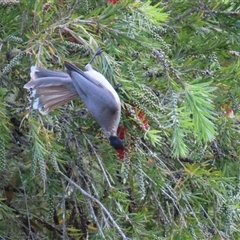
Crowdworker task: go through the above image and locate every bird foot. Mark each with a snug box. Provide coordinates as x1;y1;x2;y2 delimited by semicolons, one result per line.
114;83;122;92
88;47;104;64
95;47;104;56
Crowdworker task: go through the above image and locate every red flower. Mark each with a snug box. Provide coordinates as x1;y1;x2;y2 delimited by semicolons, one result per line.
116;125;127;159
226;109;234;118
117;125;127;139
62;29;78;43
137;110;149;130
108;0;117;4
116;148;125;159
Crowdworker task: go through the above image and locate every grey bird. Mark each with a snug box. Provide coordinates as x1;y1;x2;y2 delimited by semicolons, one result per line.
24;48;124;150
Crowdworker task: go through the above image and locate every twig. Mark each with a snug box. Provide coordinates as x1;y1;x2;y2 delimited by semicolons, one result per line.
167;7;198;24
200;204;223;237
4;204;63;236
61;179;68;240
73;165;105;237
203;10;240;15
59;171;129;240
167;6;240;26
86;197;106;238
84;133;113;188
151;189;170;225
75;165;110;235
17;165;35;240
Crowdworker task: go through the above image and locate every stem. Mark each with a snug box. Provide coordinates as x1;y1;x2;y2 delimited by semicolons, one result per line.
59;171;129;240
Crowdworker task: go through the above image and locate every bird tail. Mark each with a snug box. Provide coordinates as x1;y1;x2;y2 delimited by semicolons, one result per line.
24;66;78;114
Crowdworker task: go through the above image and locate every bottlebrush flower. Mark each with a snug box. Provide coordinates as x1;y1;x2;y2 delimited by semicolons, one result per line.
226;109;234;118
62;29;78;43
108;0;117;4
116;125;127;159
137;109;149;130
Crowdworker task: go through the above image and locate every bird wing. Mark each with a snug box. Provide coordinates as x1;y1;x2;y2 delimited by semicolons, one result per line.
30;66;70;79
64;61;121;134
64;61;120;112
64;61;104;89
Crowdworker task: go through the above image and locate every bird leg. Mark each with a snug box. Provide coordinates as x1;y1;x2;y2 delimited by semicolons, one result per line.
114;83;122;92
88;47;104;65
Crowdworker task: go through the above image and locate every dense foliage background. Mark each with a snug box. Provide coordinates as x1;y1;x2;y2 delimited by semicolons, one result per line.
0;0;240;239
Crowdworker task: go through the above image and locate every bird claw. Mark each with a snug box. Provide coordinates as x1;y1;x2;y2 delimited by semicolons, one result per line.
114;83;122;92
95;47;104;56
88;47;104;64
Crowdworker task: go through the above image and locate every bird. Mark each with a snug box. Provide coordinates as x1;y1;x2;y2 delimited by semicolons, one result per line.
24;48;124;150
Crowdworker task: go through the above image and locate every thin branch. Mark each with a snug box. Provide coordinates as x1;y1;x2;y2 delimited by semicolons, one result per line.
167;6;240;26
4;204;63;236
203;10;240;15
167;7;198;24
83;133;113;188
17;165;35;240
200;204;224;238
59;171;129;240
151;189;170;225
73;165;106;237
75;165;110;235
86;197;106;238
61;179;68;240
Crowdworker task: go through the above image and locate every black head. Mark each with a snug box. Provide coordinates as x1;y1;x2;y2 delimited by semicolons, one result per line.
109;136;124;150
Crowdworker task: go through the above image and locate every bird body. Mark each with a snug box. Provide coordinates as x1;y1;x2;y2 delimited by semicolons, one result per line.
64;61;121;139
24;51;123;150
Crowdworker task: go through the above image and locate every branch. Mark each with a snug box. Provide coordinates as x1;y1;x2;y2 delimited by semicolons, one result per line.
83;133;113;188
167;7;198;24
203;10;240;15
166;6;240;26
59;171;129;240
86;197;106;238
17;165;35;239
3;203;63;236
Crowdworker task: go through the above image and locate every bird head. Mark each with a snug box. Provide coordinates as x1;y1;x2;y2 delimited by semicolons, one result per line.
109;136;124;150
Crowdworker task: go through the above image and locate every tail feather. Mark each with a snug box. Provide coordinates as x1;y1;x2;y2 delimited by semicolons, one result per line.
30;66;70;79
24;66;78;113
24;77;73;88
32;85;76;97
33;92;78;113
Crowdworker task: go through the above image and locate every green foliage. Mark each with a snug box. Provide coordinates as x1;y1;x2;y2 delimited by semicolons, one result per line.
184;81;217;142
0;0;240;239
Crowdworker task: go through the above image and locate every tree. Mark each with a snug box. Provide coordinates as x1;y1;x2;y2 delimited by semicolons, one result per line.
0;0;240;239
